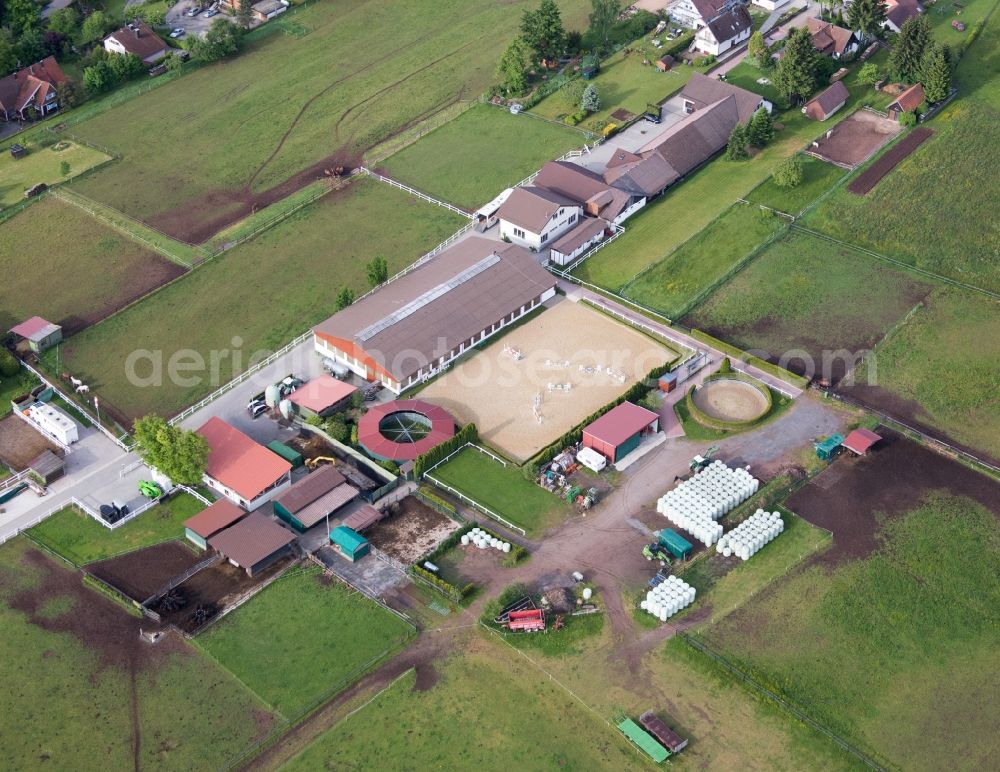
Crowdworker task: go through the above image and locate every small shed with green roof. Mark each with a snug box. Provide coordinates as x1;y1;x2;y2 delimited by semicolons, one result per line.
617;717;669;763
330;525;369;562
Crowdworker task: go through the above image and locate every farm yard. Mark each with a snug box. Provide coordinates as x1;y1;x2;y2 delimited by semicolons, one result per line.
0;140;110;207
0;538;276;771
684;230;935;383
620;202;786;320
0;197;185;335
427;447;569;535
87;541;205;603
379;103;586;209
283;635;647;772
840;288;1000;463
65;0;591;241
0;416;59;471
697;434;1000;769
51;180;466;422
27;493;207;566
802;102;1000;293
805;110;901;169
365;496;461;564
197;568;414;719
420;300;678;461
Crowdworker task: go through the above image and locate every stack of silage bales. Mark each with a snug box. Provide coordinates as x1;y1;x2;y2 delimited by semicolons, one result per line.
460;526;512;553
655;461;759;546
640;576;696;622
715;509;783;560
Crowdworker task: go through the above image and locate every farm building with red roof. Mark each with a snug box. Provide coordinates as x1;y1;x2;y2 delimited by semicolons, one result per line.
582;402;660;464
196;417;292;509
842;428;882;456
286;375;358;418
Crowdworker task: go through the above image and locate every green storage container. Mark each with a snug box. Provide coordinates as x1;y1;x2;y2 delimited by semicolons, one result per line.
266;440;304;468
659;529;693;560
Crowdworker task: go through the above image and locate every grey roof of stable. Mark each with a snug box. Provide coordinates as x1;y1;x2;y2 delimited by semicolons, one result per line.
274;465;346;514
642;96;740;177
208;513;295;568
313;237;556;383
533;160;634;221
605;153;679;197
550;217;608;255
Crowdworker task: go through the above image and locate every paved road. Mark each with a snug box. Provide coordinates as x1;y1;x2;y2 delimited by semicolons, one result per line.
557;279;805;398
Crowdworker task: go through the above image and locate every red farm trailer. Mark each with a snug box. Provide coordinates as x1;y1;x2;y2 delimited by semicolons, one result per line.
507;609;546;632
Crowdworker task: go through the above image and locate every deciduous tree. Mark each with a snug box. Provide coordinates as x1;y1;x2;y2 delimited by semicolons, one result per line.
496;37;531;95
588;0;622;54
857;61;881;85
335;286;355;310
80;10;114;44
132;416;209;486
191;18;244;62
773;156;803;188
1;0;41;36
521;0;566;64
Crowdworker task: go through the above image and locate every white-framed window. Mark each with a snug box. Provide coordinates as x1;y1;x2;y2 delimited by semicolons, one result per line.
513;227;525;238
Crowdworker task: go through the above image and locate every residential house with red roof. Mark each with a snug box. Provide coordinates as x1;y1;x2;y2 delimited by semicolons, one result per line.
0;57;67;123
196;417;292;509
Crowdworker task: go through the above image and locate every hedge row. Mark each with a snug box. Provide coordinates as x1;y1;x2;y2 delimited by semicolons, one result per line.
687;329;809;389
421;523;476;565
82;574;143;618
409;564;474;604
685;373;774;431
659;31;694;60
526;361;672;469
414;487;461;519
414;423;478;479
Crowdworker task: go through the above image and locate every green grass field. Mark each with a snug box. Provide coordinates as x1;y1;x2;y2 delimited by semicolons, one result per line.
27;492;206;566
283;635;647;771
574;52;894;291
429;447;567;535
802;101;1000;293
955;0;1000;108
0;197;185;334
198;569;413;719
620;202;786;319
698;493;1000;769
685;230;935;380
53;180;466;420
677;510;832;626
531;47;695;130
0;537;274;770
68;0;590;234
381;104;586;208
0;141;110;207
846;287;1000;462
746;154;846;216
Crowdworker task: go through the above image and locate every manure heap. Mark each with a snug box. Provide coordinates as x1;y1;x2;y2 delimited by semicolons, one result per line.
656;461;759;546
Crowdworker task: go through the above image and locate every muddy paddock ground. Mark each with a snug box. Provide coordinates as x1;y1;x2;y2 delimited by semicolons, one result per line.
0;416;59;471
365;497;460;564
88;541;205;602
157;555;296;634
809;110;900;168
785;427;1000;564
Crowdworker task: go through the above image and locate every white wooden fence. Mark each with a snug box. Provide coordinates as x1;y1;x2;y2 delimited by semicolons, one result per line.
360;168;473;218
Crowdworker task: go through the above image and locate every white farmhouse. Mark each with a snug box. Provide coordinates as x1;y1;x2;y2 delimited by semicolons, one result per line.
496;186;582;251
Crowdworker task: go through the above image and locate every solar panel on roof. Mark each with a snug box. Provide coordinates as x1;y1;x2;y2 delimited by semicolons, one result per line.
356;253;500;342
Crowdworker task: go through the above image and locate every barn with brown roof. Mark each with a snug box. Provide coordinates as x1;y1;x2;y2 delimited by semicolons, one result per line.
802;81;850;121
887;83;925;120
208;512;296;576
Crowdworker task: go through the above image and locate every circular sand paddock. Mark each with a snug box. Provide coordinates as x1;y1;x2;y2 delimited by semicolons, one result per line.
692;378;769;423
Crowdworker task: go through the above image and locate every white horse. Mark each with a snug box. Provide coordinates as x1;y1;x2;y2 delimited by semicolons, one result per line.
75;384;90;394
70;376;83;388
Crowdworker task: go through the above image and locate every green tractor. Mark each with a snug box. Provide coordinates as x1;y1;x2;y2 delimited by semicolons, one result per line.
643;542;671;566
138;480;163;499
689;445;719;473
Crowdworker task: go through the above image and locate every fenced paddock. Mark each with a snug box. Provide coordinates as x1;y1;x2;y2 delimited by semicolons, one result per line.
806;110;901;169
419;301;677;462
